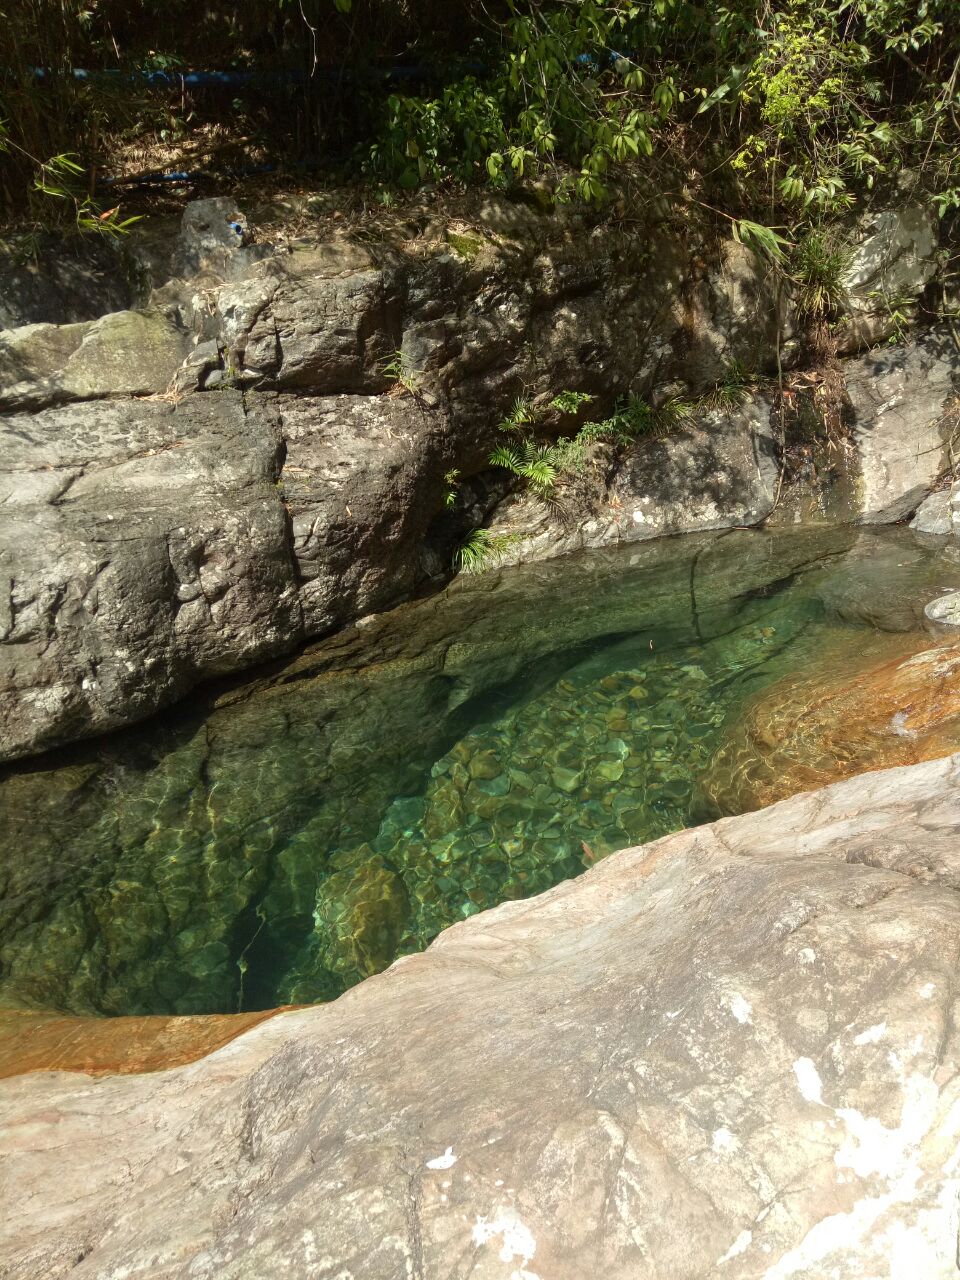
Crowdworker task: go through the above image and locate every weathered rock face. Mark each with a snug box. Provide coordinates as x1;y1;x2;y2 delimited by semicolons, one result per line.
0;309;189;412
845;328;960;522
0;195;954;760
278;392;453;634
0;392;302;758
0;236;135;329
3;754;960;1278
839;204;939;351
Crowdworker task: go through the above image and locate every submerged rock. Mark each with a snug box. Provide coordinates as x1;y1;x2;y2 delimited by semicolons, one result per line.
925;590;960;631
699;631;960;814
0;1008;285;1080
3;755;960;1277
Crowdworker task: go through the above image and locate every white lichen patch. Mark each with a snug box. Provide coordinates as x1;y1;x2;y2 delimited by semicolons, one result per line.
764;1056;951;1279
835;1074;939;1181
712;1127;739;1154
426;1146;457;1170
853;1022;887;1046
472;1210;538;1278
728;994;753;1025
717;1230;752;1265
793;1057;824;1105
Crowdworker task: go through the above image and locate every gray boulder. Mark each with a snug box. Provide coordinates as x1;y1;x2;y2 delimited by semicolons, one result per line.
215;243;400;391
0;393;302;758
175;196;266;281
911;480;960;535
279;392;452;635
0;309;189;412
840;205;939;350
845;328;960;522
2;754;960;1278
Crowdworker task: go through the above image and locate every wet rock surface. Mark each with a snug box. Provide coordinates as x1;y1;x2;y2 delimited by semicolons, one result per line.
0;1007;284;1080
3;753;960;1278
700;632;960;813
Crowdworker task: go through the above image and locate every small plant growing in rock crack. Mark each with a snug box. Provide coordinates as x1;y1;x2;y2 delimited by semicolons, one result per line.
454;528;520;575
381;348;423;395
442;468;461;507
790;231;852;321
868;289;915;345
549;390;595;415
702;360;759;412
488;390;692;503
499;395;537;431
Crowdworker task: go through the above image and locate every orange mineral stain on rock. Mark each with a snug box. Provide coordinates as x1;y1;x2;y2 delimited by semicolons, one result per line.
0;1007;296;1080
700;635;960;815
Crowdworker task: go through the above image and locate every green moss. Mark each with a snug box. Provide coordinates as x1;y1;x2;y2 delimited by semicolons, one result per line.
446;231;486;261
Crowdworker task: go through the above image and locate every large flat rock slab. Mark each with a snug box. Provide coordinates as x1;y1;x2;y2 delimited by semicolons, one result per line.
2;754;960;1278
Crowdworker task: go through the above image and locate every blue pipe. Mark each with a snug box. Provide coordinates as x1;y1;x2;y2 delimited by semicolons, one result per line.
98;162;278;188
30;64;487;88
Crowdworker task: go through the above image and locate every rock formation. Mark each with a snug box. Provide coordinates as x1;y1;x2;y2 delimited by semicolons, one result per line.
2;754;960;1278
0;195;956;761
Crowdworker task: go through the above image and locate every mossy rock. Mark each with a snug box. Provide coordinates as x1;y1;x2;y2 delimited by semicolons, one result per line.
446;231;487;261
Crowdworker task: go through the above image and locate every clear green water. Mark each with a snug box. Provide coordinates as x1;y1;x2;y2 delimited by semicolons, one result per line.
0;525;955;1017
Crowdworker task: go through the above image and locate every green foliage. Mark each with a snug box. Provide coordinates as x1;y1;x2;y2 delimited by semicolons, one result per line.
380;348;423;393
703;360;758;411
549;390;595;414
790;231;852;320
489;439;564;499
361;0;960;225
454;528;520;574
2;0;959;235
32;153;141;237
442;468;461;507
732;220;791;263
499;396;536;431
488;388;684;502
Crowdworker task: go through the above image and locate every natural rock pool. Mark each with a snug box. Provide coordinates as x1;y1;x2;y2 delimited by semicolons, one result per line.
3;525;960;1019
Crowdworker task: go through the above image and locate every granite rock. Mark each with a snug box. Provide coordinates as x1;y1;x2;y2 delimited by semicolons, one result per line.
3;755;960;1278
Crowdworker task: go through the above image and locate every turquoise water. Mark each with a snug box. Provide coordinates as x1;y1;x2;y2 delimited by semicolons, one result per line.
0;525;954;1017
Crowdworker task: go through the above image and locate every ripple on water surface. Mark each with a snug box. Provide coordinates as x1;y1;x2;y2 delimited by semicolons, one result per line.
2;525;959;1017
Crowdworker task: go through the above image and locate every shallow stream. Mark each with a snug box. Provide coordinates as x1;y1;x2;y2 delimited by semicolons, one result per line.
2;525;959;1018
